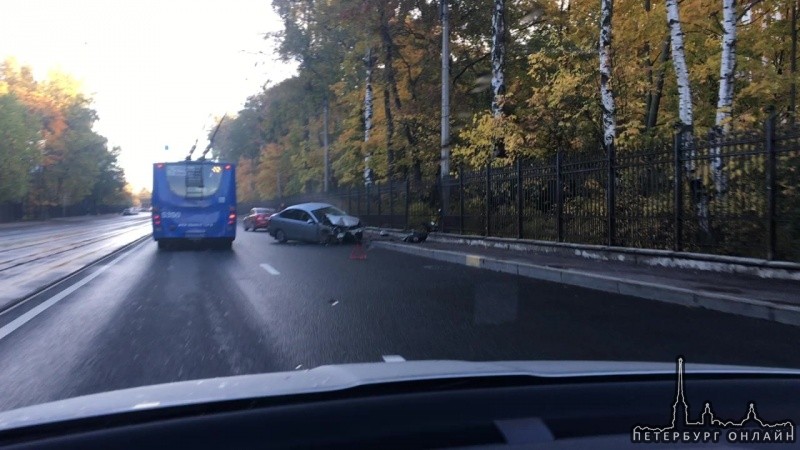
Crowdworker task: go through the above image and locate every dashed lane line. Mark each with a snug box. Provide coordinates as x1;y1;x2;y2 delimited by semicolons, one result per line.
260;263;280;275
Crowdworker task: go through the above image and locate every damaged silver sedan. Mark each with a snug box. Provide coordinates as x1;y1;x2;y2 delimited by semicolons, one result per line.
267;202;364;244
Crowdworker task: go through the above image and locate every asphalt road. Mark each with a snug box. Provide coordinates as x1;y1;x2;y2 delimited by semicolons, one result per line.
2;223;800;412
0;214;151;308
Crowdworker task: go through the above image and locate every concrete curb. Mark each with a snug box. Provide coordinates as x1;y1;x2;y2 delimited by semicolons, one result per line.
370;240;800;327
365;227;800;281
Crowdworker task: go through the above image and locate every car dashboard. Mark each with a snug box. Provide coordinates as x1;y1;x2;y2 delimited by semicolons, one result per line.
0;373;797;449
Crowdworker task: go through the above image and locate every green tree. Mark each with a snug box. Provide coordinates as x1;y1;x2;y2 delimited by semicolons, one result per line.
0;93;40;202
2;59;128;217
88;146;127;212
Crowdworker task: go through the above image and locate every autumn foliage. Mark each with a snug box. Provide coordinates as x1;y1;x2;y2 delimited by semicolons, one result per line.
0;58;129;219
213;0;797;202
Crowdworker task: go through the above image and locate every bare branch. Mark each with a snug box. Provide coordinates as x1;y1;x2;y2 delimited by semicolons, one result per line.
738;0;765;21
452;53;490;87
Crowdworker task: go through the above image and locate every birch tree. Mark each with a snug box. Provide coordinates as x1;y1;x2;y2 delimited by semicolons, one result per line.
491;0;506;119
491;0;506;157
364;48;374;143
715;0;737;132
599;0;616;154
712;0;737;195
667;0;693;133
363;48;375;184
667;0;709;233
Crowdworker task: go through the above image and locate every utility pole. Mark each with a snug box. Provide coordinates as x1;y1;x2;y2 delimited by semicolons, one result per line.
440;0;450;180
440;0;451;218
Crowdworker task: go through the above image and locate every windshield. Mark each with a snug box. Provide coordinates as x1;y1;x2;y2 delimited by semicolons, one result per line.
312;206;347;221
2;0;800;426
164;164;223;198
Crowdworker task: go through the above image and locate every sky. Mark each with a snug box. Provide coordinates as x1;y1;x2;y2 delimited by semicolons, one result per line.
0;0;297;192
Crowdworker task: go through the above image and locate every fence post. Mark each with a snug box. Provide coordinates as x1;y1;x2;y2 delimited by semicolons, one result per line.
376;182;381;217
404;178;410;229
673;127;684;252
459;164;465;234
366;183;371;216
556;152;564;242
439;179;446;234
356;186;362;216
516;158;523;239
765;111;777;260
485;164;492;236
606;141;616;246
389;179;394;229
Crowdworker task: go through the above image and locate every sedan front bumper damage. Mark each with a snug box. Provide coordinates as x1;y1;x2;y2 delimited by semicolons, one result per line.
335;227;364;242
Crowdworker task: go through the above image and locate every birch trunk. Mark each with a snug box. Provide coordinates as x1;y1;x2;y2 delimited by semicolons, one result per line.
599;0;616;153
323;96;329;192
363;48;375;186
600;0;618;245
364;48;374;143
712;0;737;195
667;0;692;131
715;0;737;131
667;0;710;233
491;0;506;119
491;0;506;158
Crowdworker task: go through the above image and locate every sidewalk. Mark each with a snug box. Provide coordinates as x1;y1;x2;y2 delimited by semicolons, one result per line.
366;232;800;327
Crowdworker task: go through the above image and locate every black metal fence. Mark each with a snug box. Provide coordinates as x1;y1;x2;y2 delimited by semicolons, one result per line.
259;117;800;262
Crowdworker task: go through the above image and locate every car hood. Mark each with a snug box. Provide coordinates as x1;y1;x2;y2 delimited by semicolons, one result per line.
325;214;360;227
1;359;799;431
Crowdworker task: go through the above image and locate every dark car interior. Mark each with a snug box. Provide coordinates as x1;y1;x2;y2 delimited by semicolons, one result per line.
1;373;797;449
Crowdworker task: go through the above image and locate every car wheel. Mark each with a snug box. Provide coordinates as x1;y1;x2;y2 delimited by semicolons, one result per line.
327;227;342;245
275;229;287;243
157;240;169;250
319;230;334;245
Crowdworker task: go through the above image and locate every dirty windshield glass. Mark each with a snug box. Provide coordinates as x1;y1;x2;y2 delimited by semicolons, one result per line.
1;0;799;427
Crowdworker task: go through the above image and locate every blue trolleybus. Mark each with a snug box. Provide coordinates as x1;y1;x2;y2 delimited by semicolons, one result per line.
151;160;237;249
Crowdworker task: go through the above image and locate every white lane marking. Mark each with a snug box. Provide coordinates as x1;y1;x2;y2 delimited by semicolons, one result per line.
132;402;161;410
0;241;139;341
260;263;280;275
382;355;406;363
